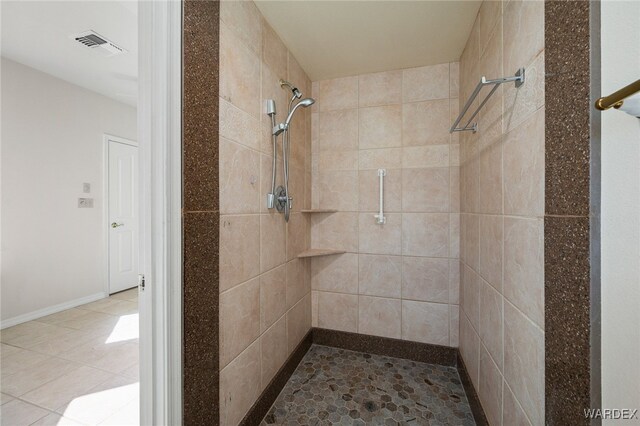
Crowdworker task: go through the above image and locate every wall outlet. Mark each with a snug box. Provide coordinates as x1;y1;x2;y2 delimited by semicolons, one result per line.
83;183;91;193
78;198;94;208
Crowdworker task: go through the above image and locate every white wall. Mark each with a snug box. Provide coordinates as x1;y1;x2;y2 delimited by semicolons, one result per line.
600;1;640;422
0;57;137;324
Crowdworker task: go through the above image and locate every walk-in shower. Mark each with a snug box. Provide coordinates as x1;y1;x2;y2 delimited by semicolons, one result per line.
265;79;315;222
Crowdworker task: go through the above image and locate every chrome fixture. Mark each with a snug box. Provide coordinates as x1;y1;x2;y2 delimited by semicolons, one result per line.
450;68;525;133
265;82;315;222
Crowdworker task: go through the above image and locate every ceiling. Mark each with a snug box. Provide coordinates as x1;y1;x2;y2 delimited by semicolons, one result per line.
1;1;137;106
255;1;481;81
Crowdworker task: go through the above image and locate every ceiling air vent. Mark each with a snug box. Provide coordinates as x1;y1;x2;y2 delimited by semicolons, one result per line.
72;30;127;57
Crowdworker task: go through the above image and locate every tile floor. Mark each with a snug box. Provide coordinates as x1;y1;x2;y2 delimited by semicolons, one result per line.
261;345;475;426
0;289;139;426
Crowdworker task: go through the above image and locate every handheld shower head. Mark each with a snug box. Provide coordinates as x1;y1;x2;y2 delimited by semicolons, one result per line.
284;98;315;127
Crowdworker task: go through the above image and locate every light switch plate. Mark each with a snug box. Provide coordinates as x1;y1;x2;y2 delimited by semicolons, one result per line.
78;198;94;208
83;183;91;193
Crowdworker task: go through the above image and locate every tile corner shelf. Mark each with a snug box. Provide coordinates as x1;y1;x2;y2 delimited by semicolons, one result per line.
301;209;338;214
297;249;346;258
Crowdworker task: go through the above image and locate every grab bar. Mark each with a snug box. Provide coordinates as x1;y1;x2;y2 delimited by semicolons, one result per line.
374;169;386;224
595;78;640;110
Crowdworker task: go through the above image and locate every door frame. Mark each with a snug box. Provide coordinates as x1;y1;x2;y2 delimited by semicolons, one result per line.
103;134;139;297
138;1;182;425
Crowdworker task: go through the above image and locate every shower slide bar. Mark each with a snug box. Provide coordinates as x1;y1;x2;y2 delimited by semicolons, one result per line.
450;68;526;134
374;168;386;224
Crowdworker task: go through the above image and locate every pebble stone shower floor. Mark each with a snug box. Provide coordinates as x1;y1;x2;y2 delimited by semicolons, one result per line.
260;345;475;426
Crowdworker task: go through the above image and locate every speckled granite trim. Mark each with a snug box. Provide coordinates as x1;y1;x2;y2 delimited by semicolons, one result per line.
456;352;489;426
182;0;220;424
240;331;313;426
312;328;457;367
545;1;598;424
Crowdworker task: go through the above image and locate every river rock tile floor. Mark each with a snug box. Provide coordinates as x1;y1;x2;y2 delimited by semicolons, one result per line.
261;345;475;426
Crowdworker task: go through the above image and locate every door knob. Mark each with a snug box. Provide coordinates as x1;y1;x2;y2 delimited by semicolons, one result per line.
111;222;124;228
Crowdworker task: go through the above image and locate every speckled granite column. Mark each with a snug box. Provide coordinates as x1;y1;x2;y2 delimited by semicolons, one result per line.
545;1;600;424
183;1;220;425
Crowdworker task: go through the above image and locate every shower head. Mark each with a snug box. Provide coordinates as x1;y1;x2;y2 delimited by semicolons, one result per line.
284;98;315;127
279;79;302;99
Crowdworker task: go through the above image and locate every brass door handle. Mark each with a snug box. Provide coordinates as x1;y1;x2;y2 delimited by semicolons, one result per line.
111;222;124;228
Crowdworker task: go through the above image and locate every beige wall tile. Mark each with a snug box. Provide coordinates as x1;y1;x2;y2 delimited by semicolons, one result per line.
260;265;286;332
450;213;460;258
463;214;480;271
504;51;544;133
359;70;402;107
401;213;450;257
287;294;311;353
311;213;358;252
402;168;450;213
402;257;449;303
220;0;262;55
220;138;260;214
286;258;308;309
401;145;450;169
358;254;402;299
503;381;532;426
261;64;289;152
220;339;261;426
220;98;260;151
504;301;544;426
402;63;450;103
286;212;308;261
479;279;503;371
401;300;449;345
260;317;287;388
402;99;450;146
315;170;359;211
318;76;359;112
450;62;460;99
359;169;401;212
359;105;402;149
288;53;310;96
220;23;261;118
478;141;503;215
318;109;358;151
359;213;402;255
220;278;260;368
479;344;504;426
460;312;480;390
318;150;358;171
450;305;460;347
503;0;543;79
260;214;286;273
359;148;402;170
311;291;319;327
449;260;461;304
479;215;503;292
317;292;358;332
220;215;260;292
311;253;358;294
461;265;481;332
503;217;544;328
262;20;287;81
503;107;544;217
358;296;401;339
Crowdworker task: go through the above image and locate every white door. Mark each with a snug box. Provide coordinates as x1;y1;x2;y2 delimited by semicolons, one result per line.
108;138;139;294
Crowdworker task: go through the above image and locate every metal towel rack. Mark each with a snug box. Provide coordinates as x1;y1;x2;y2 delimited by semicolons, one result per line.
450;68;526;134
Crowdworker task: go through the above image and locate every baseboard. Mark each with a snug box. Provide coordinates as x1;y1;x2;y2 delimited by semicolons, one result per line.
0;292;107;329
456;352;489;426
239;330;313;426
312;327;458;366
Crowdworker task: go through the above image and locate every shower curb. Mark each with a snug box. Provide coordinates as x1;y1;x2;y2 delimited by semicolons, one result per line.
241;327;488;425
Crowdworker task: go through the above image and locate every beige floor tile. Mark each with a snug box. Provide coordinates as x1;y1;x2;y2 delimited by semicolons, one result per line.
2;356;79;397
31;412;87;425
57;376;138;425
36;308;93;326
0;393;14;405
0;399;49;425
119;364;139;381
77;299;137;317
98;397;139;425
28;328;97;357
0;343;22;359
1;321;73;349
0;347;50;376
109;288;138;302
21;366;113;411
55;311;121;335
